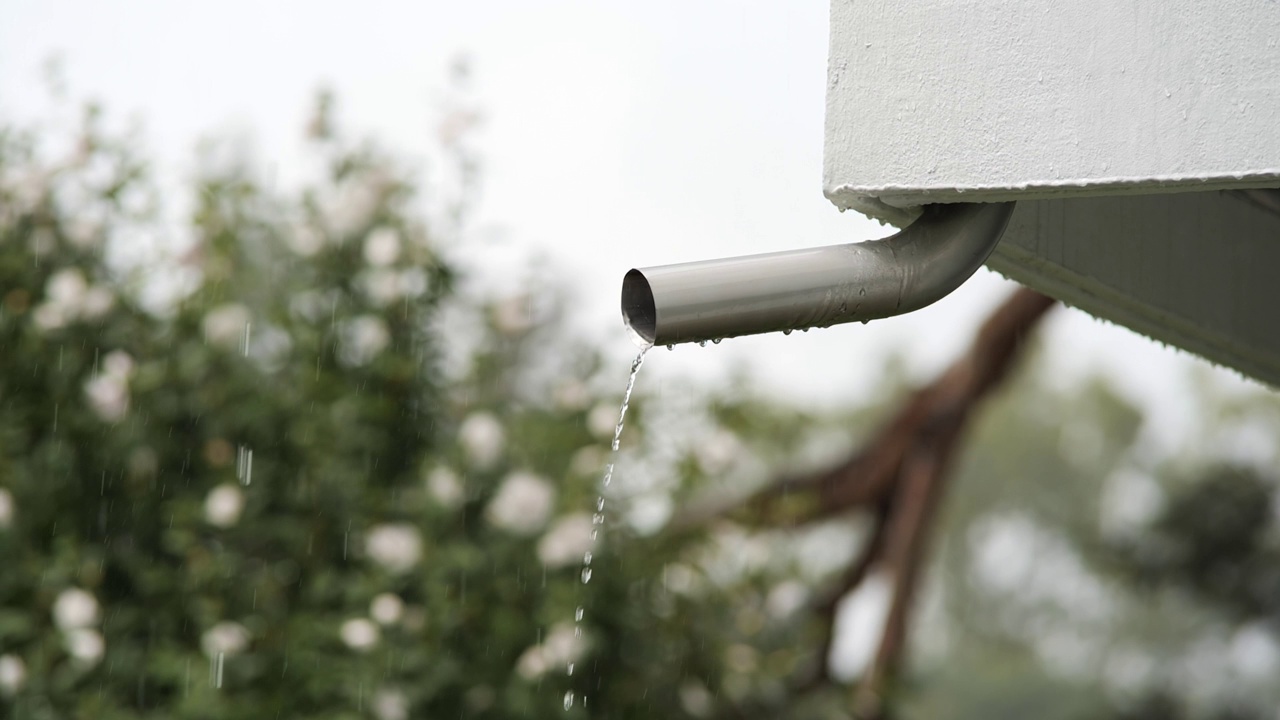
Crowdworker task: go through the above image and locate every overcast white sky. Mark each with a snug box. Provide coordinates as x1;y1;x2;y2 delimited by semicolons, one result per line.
1;0;1263;446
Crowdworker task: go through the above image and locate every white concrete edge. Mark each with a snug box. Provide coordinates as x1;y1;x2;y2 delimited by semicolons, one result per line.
827;170;1280;225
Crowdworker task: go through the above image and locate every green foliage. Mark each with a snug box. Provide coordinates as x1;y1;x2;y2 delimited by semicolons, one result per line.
0;95;838;720
3;93;1280;720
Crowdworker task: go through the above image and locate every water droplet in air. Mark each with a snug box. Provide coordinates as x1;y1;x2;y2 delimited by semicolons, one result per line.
567;662;575;676
564;691;575;710
583;551;592;566
859;288;866;296
666;344;673;351
698;340;707;347
581;567;592;584
575;606;584;622
236;445;254;486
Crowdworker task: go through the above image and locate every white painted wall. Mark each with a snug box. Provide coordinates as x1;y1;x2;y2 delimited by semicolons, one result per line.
824;0;1280;225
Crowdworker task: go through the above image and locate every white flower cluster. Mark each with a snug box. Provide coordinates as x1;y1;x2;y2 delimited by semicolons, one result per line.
32;268;115;331
202;303;251;351
485;472;555;536
536;513;594;568
337;315;390;367
340;591;426;655
514;622;587;680
200;621;251;658
204;484;245;528
491;295;534;336
0;488;13;530
0;654;25;697
355;223;433;308
363;227;401;266
365;523;423;574
369;593;404;625
359;267;428;308
52;588;104;667
340;618;380;652
425;466;464;509
83;350;134;423
372;687;409;720
323;172;391;240
458;412;504;469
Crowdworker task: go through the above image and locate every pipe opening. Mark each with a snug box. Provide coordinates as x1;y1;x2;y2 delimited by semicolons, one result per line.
621;269;657;345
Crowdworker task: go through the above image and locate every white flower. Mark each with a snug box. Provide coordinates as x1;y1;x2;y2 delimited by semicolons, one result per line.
365;523;423;574
515;645;550;680
340;618;380;652
696;430;741;475
766;581;809;619
661;563;702;596
363;227;401;266
204;484;245;528
32;302;69;331
0;654;26;696
569;446;605;477
80;286;115;319
201;621;250;658
326;176;384;239
202;304;251;350
84;374;127;422
492;295;533;335
35;267;106;329
426;466;464;508
102;350;134;380
0;488;13;530
536;514;594;568
338;315;390;367
458;412;504;469
64;628;105;666
514;622;586;680
486;471;555;535
552;381;591;412
679;680;713;718
586;403;617;440
66;219;101;249
47;268;87;309
360;268;403;307
287;224;324;257
53;588;99;630
370;593;404;626
398;268;427;298
373;687;409;720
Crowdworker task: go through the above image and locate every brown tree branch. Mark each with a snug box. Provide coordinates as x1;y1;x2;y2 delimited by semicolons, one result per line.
791;500;892;694
675;288;1056;717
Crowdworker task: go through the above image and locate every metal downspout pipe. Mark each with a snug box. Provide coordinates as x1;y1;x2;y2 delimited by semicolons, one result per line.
620;202;1016;347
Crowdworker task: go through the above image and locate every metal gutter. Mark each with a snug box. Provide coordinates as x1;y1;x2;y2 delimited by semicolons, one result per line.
621;202;1015;347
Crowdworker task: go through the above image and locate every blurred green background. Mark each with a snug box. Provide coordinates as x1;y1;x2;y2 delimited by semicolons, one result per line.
2;83;1280;720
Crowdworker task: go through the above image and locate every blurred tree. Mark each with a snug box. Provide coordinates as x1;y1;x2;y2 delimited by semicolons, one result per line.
2;86;1279;720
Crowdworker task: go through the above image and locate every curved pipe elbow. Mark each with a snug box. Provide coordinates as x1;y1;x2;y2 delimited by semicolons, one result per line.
621;202;1015;347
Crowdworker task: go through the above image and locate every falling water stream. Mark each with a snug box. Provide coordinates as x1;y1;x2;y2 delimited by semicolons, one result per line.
564;345;649;711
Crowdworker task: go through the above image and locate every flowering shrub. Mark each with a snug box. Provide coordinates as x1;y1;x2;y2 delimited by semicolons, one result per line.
0;95;801;720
